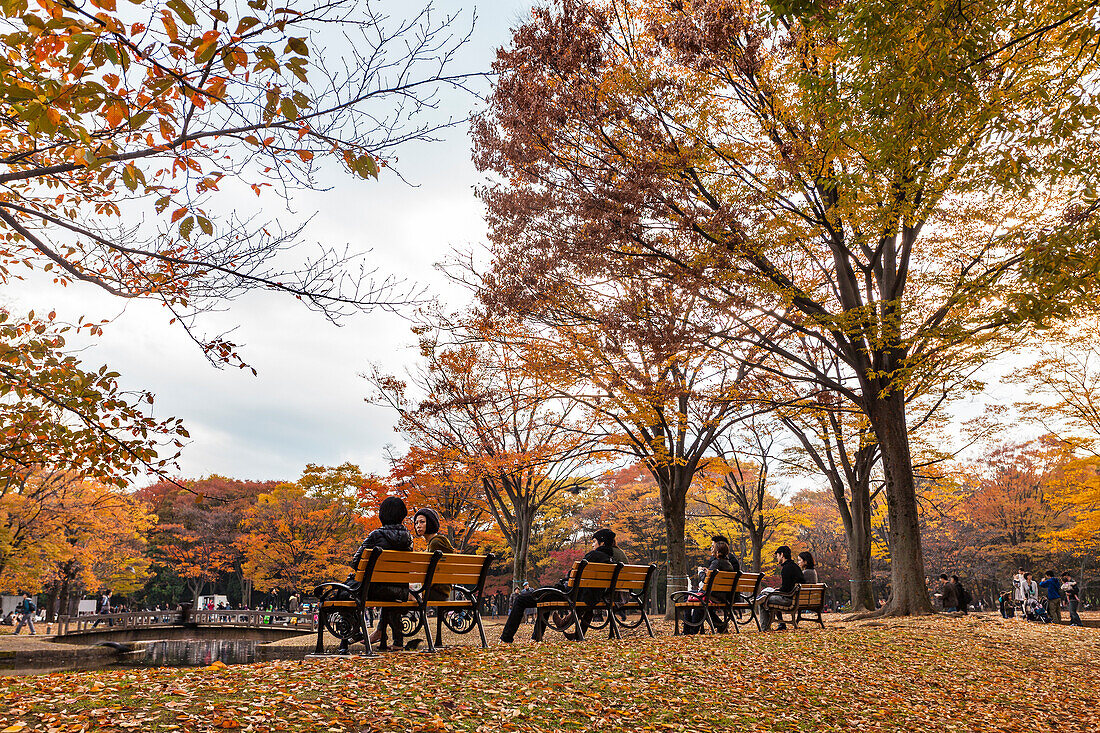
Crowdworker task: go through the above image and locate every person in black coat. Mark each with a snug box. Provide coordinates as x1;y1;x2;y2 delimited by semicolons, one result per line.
500;528;618;643
760;545;804;630
340;495;413;652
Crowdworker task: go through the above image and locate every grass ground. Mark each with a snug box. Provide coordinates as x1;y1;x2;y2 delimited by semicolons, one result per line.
1;614;1097;732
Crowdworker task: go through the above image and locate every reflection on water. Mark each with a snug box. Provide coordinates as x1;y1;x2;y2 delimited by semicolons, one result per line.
133;639;260;666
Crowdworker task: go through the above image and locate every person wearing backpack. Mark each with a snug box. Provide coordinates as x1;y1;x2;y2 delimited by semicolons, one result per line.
952;575;971;614
13;592;37;635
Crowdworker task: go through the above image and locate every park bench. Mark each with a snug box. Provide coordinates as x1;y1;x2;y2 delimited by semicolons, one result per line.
312;548;494;655
671;569;739;635
772;583;827;629
533;560;656;641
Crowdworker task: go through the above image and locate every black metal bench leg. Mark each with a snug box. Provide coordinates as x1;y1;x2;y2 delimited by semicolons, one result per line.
435;611;445;649
641;609;654;638
673;606;681;636
314;608;327;654
420;608;435;652
533;610;546;642
474;611;488;649
570;608;585;642
608;607;621;640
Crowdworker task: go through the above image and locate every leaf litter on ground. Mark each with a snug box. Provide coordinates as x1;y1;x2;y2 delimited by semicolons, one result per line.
0;616;1097;732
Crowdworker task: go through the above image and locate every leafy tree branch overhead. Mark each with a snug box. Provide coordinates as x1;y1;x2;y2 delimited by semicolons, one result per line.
0;0;481;368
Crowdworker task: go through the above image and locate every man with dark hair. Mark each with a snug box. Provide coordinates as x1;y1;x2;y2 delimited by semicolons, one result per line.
1038;570;1063;623
759;545;804;630
951;575;970;615
500;528;619;643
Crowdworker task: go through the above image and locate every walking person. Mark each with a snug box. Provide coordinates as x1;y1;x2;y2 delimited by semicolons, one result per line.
1060;573;1083;627
12;593;37;635
938;574;959;612
1038;571;1062;623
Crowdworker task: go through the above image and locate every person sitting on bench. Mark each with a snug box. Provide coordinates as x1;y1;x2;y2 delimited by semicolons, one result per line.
500;528;619;643
341;496;413;653
684;535;737;634
758;545;804;631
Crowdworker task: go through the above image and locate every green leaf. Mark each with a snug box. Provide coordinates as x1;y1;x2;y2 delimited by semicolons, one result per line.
166;0;196;26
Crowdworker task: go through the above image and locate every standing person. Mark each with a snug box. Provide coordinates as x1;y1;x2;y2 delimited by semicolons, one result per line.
93;590;113;627
939;574;959;612
797;552;817;584
1060;573;1083;627
1012;568;1027;614
500;528;618;643
1022;572;1039;605
12;593;36;635
1038;571;1063;624
287;593;301;614
951;575;970;614
339;496;414;653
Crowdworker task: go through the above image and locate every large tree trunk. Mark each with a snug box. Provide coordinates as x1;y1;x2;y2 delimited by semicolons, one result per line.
749;524;764;573
511;506;532;587
847;484;876;611
868;392;934;615
660;478;688;619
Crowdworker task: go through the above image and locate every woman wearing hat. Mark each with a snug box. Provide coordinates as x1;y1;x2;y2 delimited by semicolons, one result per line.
413;507;454;601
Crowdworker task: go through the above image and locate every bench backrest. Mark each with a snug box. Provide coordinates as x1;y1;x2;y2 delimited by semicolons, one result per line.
734;572;764;599
366;549;436;586
350;550;374;585
430;552;494;589
613;564;655;594
702;569;739;597
796;583;827;608
571;561;620;589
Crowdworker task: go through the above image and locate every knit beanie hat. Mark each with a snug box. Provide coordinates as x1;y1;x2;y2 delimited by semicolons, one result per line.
593;528;616;546
413;507;441;535
379;496;408;526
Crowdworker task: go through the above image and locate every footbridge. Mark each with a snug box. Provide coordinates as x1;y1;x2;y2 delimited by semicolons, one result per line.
52;609;316;644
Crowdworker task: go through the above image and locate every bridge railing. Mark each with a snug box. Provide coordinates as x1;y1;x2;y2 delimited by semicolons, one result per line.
56;610;317;635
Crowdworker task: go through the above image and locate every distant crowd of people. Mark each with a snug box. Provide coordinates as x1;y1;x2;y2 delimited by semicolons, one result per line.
1001;568;1084;626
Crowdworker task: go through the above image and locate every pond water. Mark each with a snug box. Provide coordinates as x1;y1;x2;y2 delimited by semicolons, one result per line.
123;639;261;666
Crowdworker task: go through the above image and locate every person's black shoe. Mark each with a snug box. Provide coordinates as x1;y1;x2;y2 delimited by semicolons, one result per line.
403;639;422;651
775;622;787;630
500;633;514;644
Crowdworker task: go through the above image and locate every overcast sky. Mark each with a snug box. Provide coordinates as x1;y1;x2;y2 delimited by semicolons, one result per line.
7;1;535;485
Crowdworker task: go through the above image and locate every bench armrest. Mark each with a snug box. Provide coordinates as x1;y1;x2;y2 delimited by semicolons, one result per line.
669;590;695;603
533;586;572;605
313;581;355;600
